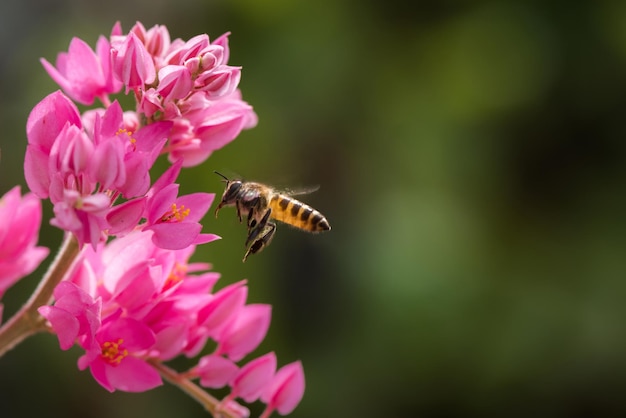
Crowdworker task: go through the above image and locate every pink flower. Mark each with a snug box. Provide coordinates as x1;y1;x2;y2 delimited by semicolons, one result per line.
142;163;217;250
41;36;121;105
24;91;82;198
229;352;276;403
197;280;248;336
38;281;101;351
86;101;172;198
261;361;305;416
79;316;161;392
50;190;110;249
111;32;156;91
193;354;239;388
25;90;176;246
169;91;258;166
196;65;241;97
0;187;49;298
212;32;232;64
215;304;272;362
157;65;193;102
129;22;171;64
183;279;247;357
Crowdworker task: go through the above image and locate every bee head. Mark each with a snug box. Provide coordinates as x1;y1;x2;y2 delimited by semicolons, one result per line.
214;171;243;217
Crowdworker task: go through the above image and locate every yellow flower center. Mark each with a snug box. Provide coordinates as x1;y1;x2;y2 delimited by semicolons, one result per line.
101;338;128;366
164;262;187;290
117;128;136;150
160;203;190;223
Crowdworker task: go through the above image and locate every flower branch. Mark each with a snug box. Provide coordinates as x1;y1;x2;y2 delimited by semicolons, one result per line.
0;231;78;358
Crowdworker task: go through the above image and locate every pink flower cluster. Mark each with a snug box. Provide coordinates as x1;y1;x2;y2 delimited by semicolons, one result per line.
0;21;304;417
27;21;257;250
38;231;303;417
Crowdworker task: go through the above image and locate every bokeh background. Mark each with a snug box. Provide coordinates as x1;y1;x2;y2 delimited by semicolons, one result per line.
2;0;626;417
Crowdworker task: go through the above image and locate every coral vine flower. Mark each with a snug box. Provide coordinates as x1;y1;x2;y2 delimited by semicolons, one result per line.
79;316;161;392
0;187;49;298
41;36;122;105
215;304;272;362
261;361;306;417
193;354;239;388
111;32;156;92
229;352;277;403
38;281;101;351
169;91;258;166
144;183;217;250
24;91;82;198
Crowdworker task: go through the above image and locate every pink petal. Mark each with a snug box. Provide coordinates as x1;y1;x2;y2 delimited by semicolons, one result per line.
96;35;122;94
217;304;272;362
24;145;51;198
147;183;180;223
230;352;276;403
88;140;126;189
26;90;81;151
147;222;202;250
106;356;162;392
133;120;173;159
113;33;156;90
195;354;239;388
192;233;221;246
153;322;188;360
174;192;214;222
149;159;182;197
106;197;146;235
89;357;115;392
98;100;124;138
118;153;150;198
38;305;79;350
100;317;156;351
197;280;247;334
157;65;193;101
110;263;156;312
212;32;231;64
261;361;305;415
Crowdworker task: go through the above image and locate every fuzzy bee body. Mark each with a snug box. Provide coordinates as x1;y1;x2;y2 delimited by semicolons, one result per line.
214;173;330;261
268;194;330;232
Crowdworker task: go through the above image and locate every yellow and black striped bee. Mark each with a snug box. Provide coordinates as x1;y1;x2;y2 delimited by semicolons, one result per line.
214;172;331;262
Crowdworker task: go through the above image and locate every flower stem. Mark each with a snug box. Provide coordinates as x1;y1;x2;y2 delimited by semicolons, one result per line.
149;360;239;418
0;233;79;357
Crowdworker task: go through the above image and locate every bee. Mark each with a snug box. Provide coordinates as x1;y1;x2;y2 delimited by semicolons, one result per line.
214;172;331;262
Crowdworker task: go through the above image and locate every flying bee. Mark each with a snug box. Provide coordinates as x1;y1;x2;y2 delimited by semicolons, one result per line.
214;172;331;262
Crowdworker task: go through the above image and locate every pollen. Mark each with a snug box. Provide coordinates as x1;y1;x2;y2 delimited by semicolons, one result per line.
101;338;128;366
164;262;187;290
160;203;191;223
116;128;137;150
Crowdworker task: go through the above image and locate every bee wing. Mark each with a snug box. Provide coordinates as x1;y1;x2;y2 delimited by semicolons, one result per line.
283;185;321;196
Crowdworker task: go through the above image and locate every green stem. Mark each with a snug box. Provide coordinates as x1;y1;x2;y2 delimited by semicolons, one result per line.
0;233;79;357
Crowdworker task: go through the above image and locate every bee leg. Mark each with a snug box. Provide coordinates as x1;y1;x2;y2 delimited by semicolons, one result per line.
247;206;257;231
243;221;276;262
245;208;271;248
235;201;244;223
245;197;261;231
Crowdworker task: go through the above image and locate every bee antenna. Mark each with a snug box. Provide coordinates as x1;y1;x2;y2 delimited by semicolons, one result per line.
214;171;230;182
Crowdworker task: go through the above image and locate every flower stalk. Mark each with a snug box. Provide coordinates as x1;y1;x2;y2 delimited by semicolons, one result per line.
0;233;78;357
150;360;238;418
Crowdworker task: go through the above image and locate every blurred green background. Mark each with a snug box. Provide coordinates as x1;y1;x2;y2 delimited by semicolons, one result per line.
2;0;626;417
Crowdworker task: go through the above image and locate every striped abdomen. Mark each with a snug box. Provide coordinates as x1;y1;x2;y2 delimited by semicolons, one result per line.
269;194;330;232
